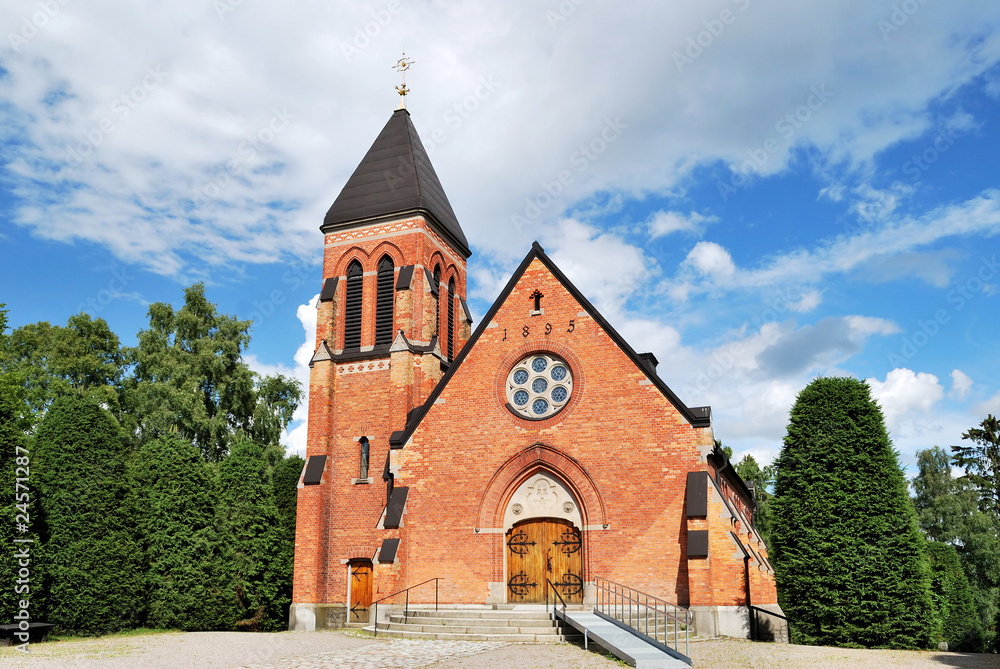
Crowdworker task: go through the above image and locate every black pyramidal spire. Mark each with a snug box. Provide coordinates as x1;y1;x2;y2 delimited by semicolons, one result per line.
323;108;470;258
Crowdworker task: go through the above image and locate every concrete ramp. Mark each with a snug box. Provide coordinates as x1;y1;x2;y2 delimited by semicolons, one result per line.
557;610;692;668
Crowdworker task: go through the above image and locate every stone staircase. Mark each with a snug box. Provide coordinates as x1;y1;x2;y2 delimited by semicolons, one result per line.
361;606;585;642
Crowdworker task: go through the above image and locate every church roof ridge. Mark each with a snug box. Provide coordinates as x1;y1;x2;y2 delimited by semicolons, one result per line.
389;242;711;448
322;108;470;258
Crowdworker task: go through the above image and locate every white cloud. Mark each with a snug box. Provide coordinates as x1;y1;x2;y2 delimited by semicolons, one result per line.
543;218;650;317
789;290;822;313
975;390;1000;417
647;210;717;238
950;369;973;400
1;2;998;277
866;368;945;433
682;241;736;280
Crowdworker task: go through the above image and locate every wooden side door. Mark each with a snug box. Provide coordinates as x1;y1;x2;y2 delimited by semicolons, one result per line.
349;560;372;623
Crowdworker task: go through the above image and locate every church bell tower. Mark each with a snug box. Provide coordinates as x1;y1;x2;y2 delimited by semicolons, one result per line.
290;104;473;630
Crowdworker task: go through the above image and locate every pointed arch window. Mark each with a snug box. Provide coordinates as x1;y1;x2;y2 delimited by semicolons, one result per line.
375;256;394;346
447;277;456;360
432;264;441;337
344;260;363;349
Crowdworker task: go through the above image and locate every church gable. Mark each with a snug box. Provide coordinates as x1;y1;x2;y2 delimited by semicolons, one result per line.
394;242;711;449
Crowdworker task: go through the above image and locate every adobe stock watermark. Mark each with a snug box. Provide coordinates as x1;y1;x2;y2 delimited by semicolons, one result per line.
510;116;628;231
11;443;33;653
192;108;294;204
213;0;246;20
7;0;72;53
888;254;997;366
64;66;169;166
878;0;931;41
340;0;404;62
900;124;960;184
545;0;587;31
716;83;833;202
76;267;136;317
673;0;751;73
246;262;314;325
681;286;808;395
381;76;501;191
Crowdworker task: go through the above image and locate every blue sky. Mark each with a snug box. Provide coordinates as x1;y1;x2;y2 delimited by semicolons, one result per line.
1;1;999;470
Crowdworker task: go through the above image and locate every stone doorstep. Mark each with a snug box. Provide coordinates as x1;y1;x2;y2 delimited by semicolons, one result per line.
361;627;582;643
383;621;563;635
402;609;569;619
395;612;558;624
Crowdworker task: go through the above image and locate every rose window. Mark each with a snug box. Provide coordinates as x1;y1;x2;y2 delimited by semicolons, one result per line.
506;353;573;419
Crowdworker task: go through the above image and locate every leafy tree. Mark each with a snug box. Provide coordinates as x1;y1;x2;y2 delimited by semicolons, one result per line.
952;415;1000;516
734;453;775;546
33;395;143;635
126;284;301;460
913;447;1000;648
770;377;933;649
925;540;984;651
218;437;287;631
130;434;234;630
1;313;125;425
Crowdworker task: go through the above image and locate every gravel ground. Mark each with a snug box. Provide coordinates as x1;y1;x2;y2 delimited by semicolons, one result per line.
2;630;999;669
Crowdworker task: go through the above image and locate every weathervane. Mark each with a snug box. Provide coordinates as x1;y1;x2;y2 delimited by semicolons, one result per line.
393;51;414;109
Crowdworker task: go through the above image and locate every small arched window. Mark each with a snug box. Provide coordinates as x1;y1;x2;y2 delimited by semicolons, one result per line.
375;256;394;346
344;260;363;349
447;277;456;360
432;264;441;337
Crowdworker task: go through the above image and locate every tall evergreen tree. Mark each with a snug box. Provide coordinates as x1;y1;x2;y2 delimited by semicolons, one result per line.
218;437;287;631
770;377;933;649
126;284;301;460
33;395;143;634
925;540;984;651
952;415;1000;516
913;447;1000;648
130;434;233;630
270;454;303;628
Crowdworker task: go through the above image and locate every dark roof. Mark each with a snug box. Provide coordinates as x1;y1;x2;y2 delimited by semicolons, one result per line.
391;241;712;448
323;109;470;258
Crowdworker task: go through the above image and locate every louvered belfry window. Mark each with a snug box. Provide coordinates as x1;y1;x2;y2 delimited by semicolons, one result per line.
447;278;456;360
432;265;441;336
375;256;394;346
344;260;363;349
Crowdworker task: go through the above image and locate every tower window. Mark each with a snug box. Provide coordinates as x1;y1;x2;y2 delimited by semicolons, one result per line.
432;265;441;336
344;260;363;349
375;256;394;345
359;436;370;479
447;278;456;360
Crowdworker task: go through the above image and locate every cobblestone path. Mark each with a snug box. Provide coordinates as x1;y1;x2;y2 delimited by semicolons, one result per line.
239;639;510;669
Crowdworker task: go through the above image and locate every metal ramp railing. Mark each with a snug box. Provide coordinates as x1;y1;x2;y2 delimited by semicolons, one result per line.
594;577;692;662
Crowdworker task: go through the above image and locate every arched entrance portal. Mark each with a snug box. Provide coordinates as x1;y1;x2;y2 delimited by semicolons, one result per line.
503;472;584;604
506;517;583;603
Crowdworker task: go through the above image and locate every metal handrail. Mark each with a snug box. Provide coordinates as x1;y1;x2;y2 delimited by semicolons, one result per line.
748;605;788;642
593;576;691;659
370;577;442;636
545;577;568;618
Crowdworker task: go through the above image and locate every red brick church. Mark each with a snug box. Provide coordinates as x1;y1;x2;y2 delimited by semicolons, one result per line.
290;106;780;638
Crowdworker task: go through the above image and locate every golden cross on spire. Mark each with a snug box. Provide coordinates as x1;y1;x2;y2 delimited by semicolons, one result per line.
393;51;414;109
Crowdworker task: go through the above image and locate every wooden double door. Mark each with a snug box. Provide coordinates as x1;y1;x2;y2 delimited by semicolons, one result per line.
506;518;583;604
